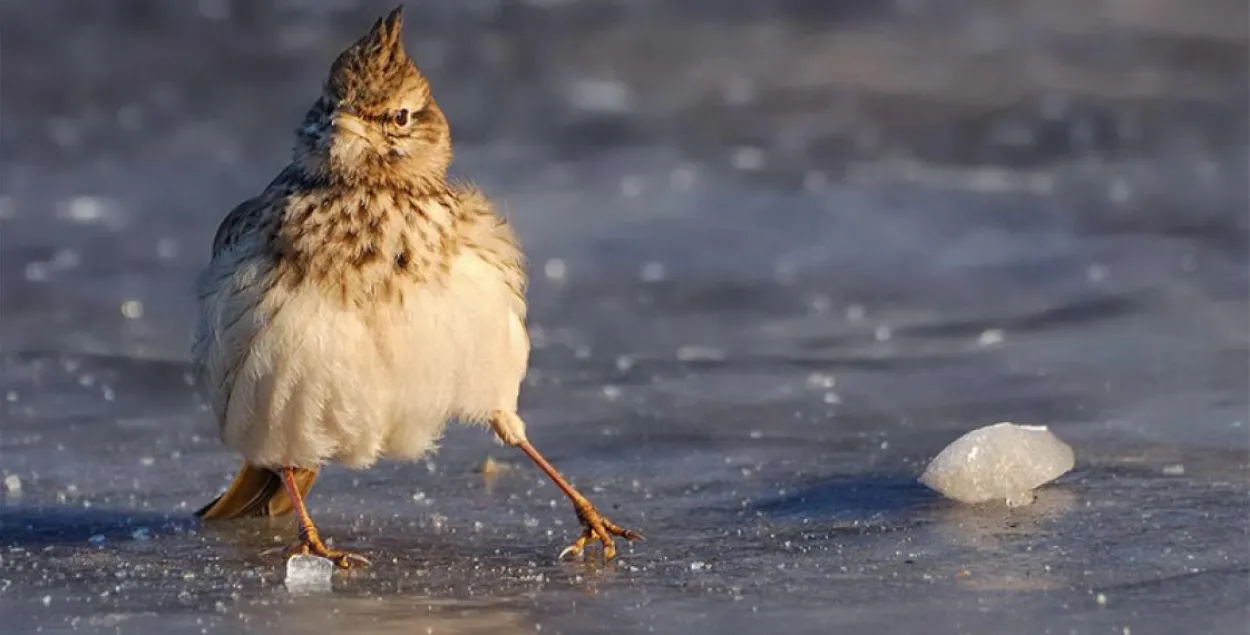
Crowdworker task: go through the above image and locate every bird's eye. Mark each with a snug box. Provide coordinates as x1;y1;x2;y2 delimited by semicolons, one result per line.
394;108;410;127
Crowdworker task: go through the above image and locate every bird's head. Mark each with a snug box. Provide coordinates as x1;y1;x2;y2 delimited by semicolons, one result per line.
294;6;450;188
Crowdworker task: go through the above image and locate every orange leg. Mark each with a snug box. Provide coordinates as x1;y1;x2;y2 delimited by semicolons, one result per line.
279;467;370;569
514;439;643;562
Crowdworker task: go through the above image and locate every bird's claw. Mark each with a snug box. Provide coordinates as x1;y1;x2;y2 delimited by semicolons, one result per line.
558;505;643;563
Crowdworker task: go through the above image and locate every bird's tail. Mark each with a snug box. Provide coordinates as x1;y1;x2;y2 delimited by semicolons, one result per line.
195;463;319;520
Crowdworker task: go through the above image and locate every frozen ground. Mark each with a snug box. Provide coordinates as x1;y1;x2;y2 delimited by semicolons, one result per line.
1;1;1248;633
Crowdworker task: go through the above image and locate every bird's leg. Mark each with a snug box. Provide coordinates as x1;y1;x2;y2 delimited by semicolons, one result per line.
278;467;370;569
490;412;643;562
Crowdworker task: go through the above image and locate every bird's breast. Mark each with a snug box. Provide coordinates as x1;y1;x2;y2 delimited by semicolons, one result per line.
272;189;459;308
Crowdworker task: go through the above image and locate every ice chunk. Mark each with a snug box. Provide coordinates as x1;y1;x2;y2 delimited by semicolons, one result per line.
920;422;1074;506
284;554;334;591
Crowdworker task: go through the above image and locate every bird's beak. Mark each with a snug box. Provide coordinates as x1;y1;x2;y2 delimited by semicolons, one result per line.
331;111;369;139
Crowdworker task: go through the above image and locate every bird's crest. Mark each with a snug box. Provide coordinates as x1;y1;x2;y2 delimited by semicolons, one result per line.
326;6;424;107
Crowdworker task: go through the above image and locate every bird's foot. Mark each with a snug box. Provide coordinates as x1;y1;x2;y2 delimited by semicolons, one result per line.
277;529;370;569
558;503;643;563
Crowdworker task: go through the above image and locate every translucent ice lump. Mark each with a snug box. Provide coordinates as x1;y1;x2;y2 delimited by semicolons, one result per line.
919;422;1075;506
284;554;334;591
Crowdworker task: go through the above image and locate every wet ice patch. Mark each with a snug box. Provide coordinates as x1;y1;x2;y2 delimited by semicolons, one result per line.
284;554;334;591
920;422;1075;506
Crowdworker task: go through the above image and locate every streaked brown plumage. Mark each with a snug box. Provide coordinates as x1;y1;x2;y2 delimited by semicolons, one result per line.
193;6;640;567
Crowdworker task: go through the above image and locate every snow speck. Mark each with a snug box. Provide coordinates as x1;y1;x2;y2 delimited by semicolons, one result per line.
639;261;667;283
676;346;726;362
59;196;109;223
731;146;765;171
566;78;633;114
543;258;567;281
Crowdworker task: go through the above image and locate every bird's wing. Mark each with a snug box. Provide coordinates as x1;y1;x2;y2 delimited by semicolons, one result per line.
193;170;295;423
211;195;269;259
451;182;528;321
210;164;299;259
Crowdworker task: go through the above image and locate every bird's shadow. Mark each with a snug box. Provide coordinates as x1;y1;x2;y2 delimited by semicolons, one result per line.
750;474;941;525
0;505;198;548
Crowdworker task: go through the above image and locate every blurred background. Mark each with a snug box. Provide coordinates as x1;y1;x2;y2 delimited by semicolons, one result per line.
1;1;1247;634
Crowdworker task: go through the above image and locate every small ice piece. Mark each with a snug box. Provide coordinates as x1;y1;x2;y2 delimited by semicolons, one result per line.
285;554;334;591
120;300;144;319
3;474;21;494
1162;464;1185;476
805;373;836;389
977;329;1005;346
920;422;1074;506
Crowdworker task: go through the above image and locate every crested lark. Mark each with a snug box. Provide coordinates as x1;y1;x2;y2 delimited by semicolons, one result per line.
192;6;641;568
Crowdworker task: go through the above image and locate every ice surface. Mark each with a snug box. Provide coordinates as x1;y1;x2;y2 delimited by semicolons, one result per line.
1;2;1247;634
284;555;334;591
920;422;1076;506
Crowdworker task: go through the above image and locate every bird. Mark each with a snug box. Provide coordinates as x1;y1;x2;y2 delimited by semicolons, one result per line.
191;5;641;568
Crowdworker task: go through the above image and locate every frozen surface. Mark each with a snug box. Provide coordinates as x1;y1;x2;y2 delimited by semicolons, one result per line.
920;422;1076;506
1;1;1248;634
